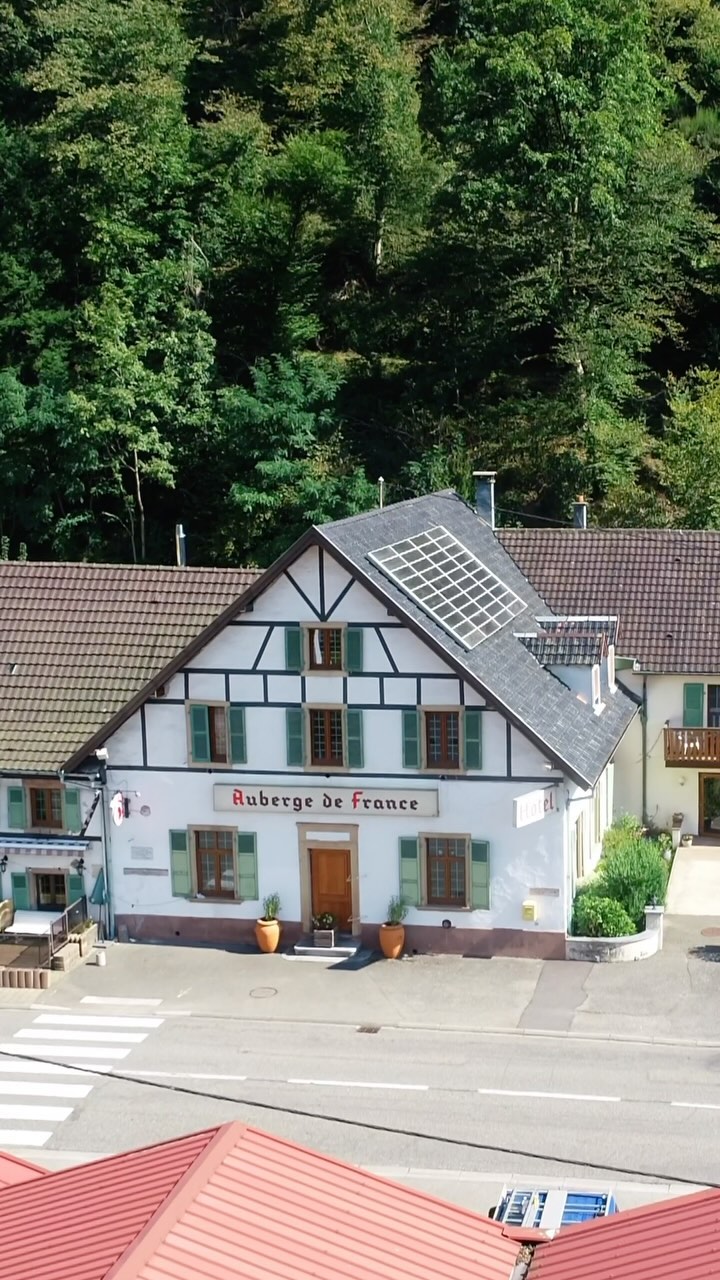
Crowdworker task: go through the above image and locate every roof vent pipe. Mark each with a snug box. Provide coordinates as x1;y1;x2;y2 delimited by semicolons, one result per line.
473;471;496;530
573;496;588;529
175;523;187;567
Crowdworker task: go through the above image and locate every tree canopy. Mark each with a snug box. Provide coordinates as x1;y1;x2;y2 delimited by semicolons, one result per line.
2;0;720;564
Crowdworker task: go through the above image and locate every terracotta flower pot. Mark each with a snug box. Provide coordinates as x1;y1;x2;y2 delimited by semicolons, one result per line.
379;922;405;960
255;918;281;954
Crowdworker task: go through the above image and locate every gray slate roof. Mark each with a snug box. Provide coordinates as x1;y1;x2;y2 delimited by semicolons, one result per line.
320;493;638;788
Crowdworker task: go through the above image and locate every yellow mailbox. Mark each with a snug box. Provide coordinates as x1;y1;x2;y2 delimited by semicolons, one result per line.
522;899;538;923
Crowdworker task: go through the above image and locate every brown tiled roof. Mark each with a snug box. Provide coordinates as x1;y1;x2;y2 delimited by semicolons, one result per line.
499;529;720;673
0;562;260;773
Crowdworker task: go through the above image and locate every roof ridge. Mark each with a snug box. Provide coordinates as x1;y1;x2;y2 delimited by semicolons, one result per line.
104;1123;242;1280
0;561;260;572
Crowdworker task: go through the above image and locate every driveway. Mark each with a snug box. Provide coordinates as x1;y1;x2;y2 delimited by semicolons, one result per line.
666;840;720;915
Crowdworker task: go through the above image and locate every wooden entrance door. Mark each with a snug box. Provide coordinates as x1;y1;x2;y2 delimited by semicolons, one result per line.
310;848;352;932
700;774;720;835
34;873;67;910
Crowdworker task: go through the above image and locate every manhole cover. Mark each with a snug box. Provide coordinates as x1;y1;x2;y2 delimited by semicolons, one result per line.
357;1025;380;1034
701;928;720;937
249;986;277;999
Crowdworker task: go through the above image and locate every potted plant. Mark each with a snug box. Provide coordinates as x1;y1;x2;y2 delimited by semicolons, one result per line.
255;893;282;953
312;912;336;947
379;895;407;959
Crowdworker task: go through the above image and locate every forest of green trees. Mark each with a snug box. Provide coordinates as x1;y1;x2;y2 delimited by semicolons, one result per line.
2;0;720;565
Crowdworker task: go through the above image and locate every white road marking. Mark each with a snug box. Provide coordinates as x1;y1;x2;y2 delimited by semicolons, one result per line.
80;996;162;1007
33;1014;163;1030
120;1070;248;1081
0;1060;107;1076
477;1088;621;1103
0;1043;130;1060
0;1081;92;1099
671;1100;720;1111
0;1103;73;1121
0;1130;52;1147
287;1078;429;1091
16;1029;147;1044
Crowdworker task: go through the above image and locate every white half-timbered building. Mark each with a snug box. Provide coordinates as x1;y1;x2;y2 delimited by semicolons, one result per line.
0;491;638;957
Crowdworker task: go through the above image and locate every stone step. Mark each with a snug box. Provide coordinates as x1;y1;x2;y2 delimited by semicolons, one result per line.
293;936;361;960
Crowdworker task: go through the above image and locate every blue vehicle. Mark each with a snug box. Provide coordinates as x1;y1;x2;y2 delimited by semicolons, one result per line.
493;1186;618;1235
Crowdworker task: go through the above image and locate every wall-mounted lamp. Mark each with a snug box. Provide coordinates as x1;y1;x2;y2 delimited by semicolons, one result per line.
0;856;8;874
74;857;86;874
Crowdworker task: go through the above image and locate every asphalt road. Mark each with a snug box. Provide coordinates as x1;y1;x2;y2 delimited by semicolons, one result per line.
0;998;715;1211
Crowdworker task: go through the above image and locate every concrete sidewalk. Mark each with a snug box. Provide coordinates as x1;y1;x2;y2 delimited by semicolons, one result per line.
6;910;720;1046
666;841;720;914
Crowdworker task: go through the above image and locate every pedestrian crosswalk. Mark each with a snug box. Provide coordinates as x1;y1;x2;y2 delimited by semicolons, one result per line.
0;1008;164;1148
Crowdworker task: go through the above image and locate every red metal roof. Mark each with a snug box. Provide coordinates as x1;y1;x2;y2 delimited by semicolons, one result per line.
528;1187;720;1280
0;1126;219;1280
0;1123;521;1280
0;1151;46;1187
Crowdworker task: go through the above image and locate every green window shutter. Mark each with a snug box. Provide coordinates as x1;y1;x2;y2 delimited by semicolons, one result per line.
471;840;490;910
285;626;303;672
399;837;420;907
189;704;211;763
7;787;26;830
229;706;247;764
10;873;29;911
236;832;258;900
345;627;363;674
286;708;305;767
346;708;364;768
683;683;705;728
464;710;483;770
169;830;192;897
64;788;82;834
68;873;84;902
402;710;421;768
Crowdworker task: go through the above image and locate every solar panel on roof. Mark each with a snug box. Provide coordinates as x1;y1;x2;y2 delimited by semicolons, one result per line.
368;526;525;649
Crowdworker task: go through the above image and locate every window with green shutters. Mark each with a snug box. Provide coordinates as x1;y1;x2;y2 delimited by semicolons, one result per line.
398;836;490;909
188;704;248;765
7;785;81;833
683;683;705;728
64;788;82;833
403;709;482;771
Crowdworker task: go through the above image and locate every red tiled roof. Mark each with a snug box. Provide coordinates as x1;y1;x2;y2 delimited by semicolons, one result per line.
528;1186;720;1280
0;1151;46;1187
499;528;720;673
0;1123;522;1280
0;561;260;771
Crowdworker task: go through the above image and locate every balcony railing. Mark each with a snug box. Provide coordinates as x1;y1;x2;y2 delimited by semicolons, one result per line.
664;727;720;766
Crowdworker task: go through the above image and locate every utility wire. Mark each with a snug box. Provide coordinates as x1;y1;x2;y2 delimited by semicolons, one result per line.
495;506;576;527
1;1045;712;1191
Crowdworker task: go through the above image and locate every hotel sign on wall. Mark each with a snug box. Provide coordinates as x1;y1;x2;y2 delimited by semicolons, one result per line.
513;786;558;828
213;784;439;817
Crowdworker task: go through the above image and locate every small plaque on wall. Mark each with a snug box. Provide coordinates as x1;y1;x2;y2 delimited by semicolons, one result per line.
131;847;154;861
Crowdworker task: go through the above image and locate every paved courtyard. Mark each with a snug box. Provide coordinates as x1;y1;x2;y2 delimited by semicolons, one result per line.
0;910;716;1047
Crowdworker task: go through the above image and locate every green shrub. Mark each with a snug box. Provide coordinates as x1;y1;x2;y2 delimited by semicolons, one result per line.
601;813;643;858
596;837;668;928
572;894;637;938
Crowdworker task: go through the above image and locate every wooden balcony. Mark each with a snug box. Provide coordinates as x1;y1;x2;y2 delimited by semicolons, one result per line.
664;727;720;766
